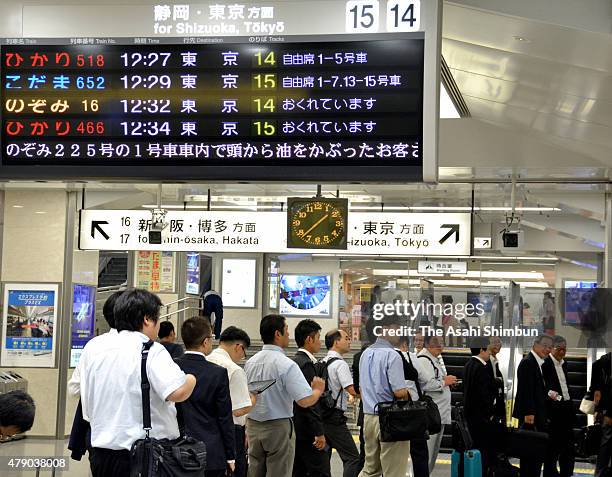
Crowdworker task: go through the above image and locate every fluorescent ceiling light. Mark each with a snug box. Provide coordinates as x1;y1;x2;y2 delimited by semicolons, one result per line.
440;83;460;119
141;204;281;210
350;206;560;212
373;269;545;280
184;194;381;203
515;281;550;288
452;271;545;280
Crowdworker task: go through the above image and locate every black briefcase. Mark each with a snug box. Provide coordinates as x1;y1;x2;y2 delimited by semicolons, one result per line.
503;427;549;459
376;399;428;442
576;424;602;458
130;341;206;477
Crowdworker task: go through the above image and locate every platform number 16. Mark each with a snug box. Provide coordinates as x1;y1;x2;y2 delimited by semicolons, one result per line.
346;0;379;33
386;0;420;32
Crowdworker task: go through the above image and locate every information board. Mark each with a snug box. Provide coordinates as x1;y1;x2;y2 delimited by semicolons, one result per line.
79;210;471;256
1;37;423;180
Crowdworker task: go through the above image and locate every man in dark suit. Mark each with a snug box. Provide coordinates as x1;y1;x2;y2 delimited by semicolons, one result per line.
542;336;575;477
175;317;235;477
292;319;330;477
158;321;184;359
487;336;506;426
464;338;496;477
512;334;553;477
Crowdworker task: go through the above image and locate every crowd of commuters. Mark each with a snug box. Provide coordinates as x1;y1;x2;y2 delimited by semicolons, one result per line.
24;286;605;477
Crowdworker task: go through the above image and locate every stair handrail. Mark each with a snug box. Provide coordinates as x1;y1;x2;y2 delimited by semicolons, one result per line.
163;296;202;317
97;282;128;293
159;306;201;321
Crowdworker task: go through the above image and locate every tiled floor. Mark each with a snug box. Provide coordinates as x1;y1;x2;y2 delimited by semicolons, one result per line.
0;438;597;476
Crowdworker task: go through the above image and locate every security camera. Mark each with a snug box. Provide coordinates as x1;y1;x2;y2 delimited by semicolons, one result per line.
149;209;168;245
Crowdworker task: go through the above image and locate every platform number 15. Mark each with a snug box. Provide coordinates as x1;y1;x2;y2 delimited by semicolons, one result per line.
386;0;420;32
346;0;379;33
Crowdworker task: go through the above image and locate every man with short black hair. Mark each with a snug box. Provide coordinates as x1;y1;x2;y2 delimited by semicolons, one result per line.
542;335;575;477
0;390;35;439
208;326;255;477
68;290;124;461
513;334;553;477
293;319;329;477
158;321;184;359
464;338;496;477
323;328;360;477
176;317;236;477
68;290;123;414
82;289;196;477
245;315;325;477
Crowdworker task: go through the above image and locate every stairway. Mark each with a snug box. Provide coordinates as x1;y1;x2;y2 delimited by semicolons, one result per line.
98;252;128;287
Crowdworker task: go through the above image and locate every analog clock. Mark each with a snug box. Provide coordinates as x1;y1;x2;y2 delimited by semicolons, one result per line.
287;198;348;249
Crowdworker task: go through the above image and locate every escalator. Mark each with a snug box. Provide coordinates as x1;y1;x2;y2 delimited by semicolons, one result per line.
439;351;588;453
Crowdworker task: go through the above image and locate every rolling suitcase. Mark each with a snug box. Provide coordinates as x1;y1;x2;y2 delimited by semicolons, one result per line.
452;450;482;477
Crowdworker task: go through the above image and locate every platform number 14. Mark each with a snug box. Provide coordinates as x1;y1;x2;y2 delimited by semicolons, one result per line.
386;0;420;32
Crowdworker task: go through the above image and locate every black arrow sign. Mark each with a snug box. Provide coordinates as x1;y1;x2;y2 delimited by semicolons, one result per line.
439;224;460;244
91;220;110;240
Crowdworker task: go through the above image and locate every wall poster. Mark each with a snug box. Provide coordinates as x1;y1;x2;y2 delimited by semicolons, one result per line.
1;283;59;367
70;284;96;368
135;251;175;292
186;252;200;295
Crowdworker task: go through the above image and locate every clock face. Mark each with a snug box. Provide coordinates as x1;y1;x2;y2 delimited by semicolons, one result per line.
287;198;348;249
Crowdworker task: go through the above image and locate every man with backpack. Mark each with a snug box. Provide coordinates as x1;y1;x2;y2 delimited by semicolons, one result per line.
322;329;360;477
292;319;330;477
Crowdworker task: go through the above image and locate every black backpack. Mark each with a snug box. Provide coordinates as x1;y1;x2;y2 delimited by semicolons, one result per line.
313;357;342;412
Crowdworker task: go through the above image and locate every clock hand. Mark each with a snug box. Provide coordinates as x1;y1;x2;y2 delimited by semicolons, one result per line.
301;214;329;237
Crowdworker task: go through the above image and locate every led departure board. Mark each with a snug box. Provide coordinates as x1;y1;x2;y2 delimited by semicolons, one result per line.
1;35;425;181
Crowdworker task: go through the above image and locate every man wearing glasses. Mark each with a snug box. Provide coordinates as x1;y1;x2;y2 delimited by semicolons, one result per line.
542;335;575;477
208;326;257;477
512;334;553;477
175;317;236;477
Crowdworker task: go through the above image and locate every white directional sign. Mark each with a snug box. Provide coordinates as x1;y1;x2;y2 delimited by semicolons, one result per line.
474;237;492;249
79;210;470;256
417;260;467;275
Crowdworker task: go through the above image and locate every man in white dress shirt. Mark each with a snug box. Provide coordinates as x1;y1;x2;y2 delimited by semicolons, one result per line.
417;335;457;471
81;289;196;477
322;329;360;477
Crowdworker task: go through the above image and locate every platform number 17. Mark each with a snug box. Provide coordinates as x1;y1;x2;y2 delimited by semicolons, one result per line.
386;0;420;32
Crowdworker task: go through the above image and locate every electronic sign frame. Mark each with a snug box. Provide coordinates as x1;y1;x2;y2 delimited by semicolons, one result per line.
0;1;441;182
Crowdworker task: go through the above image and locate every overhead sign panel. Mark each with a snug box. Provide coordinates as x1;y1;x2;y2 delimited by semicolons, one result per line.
417;260;467;275
79;210;470;256
1;0;440;182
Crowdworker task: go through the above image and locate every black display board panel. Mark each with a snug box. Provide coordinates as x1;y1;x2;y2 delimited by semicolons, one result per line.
1;37;424;181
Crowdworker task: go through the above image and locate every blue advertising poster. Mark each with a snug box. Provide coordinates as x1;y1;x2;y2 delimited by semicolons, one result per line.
564;280;597;325
186;252;200;295
1;284;58;367
70;284;96;367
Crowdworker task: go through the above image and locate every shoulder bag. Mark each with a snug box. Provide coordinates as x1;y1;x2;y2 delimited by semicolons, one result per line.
130;341;207;477
399;350;442;435
376;353;429;442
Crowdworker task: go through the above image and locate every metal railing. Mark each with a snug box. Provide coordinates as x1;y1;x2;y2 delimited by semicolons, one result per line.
161;296;202;319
